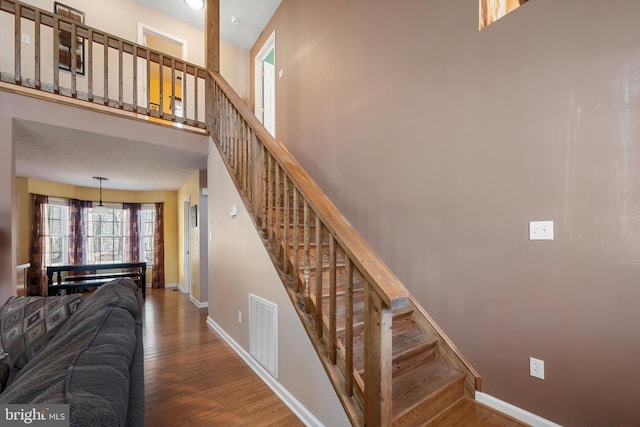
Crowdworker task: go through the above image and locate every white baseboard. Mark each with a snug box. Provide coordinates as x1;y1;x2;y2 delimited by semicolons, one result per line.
206;317;323;427
190;295;208;308
164;283;178;289
475;392;562;427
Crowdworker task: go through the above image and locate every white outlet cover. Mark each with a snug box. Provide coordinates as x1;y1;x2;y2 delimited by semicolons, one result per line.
529;220;554;240
530;357;545;380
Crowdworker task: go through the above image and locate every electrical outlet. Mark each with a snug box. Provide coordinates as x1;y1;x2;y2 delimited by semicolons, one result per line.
21;34;30;44
530;357;545;380
237;310;242;324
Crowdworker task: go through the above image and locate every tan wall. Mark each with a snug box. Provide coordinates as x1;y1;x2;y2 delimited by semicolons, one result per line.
251;1;640;425
207;140;350;426
15;177;179;286
177;169;207;302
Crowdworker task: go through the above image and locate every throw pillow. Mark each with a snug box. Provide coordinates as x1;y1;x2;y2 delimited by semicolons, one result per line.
0;294;83;383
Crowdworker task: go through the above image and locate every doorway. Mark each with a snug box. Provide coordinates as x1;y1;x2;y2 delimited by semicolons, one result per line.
137;24;187;115
182;197;191;294
255;31;276;137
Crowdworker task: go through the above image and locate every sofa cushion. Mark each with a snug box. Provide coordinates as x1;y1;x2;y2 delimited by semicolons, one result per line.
0;279;142;426
0;294;82;376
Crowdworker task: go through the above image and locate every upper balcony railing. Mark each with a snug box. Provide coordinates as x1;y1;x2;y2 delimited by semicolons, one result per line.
0;0;207;129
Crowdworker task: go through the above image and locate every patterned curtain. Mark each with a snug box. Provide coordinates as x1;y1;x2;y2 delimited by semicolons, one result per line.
123;203;141;262
68;199;92;265
28;194;48;296
152;202;165;288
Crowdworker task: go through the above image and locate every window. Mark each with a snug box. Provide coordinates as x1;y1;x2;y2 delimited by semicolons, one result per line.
39;198;157;266
140;206;155;264
45;199;69;265
86;206;125;263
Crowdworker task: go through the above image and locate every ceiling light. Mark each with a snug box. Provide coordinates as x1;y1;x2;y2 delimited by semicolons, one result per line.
185;0;204;10
91;177;110;215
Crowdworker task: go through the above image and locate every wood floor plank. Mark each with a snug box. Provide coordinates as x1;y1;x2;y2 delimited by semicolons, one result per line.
143;288;303;426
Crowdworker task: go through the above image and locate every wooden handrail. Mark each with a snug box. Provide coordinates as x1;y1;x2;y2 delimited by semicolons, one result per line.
210;69;412;425
0;0;207;128
210;70;409;310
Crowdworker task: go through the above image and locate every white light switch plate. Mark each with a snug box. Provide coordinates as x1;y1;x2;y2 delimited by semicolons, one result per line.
529;220;553;240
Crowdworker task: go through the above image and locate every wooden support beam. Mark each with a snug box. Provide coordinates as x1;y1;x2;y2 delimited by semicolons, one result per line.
205;0;220;132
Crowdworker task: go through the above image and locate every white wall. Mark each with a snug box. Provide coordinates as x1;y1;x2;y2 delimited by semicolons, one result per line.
207;138;350;427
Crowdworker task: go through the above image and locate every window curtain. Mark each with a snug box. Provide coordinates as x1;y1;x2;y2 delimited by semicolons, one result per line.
152;202;165;288
28;194;48;296
123;203;141;262
68;199;92;265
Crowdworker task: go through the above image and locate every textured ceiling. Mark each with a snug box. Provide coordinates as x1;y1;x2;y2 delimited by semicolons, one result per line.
14;120;207;191
133;0;282;50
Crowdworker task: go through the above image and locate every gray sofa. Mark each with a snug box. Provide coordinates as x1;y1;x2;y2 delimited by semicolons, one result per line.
0;278;144;426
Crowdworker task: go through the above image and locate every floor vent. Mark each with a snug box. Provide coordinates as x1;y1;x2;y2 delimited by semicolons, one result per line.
249;294;278;379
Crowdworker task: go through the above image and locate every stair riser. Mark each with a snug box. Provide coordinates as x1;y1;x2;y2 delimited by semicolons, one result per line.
393;378;465;427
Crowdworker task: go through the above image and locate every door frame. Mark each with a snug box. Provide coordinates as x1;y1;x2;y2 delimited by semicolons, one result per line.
254;31;276;137
182;196;191;294
137;23;188;109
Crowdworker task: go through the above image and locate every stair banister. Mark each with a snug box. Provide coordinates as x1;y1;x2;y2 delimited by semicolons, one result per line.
209;70;410;425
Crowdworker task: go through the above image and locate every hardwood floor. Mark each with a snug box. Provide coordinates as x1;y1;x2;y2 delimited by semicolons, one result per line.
143;288;303;426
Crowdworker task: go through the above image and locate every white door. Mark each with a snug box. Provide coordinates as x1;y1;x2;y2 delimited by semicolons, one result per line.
255;31;276;137
183;198;191;294
262;59;276;136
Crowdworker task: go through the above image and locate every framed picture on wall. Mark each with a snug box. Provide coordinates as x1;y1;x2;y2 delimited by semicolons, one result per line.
54;2;85;75
191;205;197;227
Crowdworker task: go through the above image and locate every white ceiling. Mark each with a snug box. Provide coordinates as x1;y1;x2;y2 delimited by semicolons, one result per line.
15;120;207;191
14;0;281;192
133;0;282;50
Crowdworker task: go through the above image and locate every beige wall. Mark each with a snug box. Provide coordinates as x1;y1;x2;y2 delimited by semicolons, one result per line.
15;177;180;286
177;169;208;302
251;1;640;425
207;139;350;426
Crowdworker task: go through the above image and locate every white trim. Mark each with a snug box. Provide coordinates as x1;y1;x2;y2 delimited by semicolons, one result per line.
206;317;323;427
137;23;188;59
254;31;276;136
190;295;208;308
163;283;178;289
475;392;563;427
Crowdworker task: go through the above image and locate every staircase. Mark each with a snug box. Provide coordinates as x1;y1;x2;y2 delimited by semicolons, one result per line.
210;71;525;426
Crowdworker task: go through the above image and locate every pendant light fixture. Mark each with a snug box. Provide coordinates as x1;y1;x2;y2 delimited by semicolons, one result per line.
91;177;110;215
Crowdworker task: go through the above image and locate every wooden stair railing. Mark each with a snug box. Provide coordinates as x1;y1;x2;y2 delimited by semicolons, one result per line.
0;0;207;128
209;70;490;426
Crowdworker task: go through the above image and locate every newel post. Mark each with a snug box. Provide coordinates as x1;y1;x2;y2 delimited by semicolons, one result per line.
205;0;219;133
364;286;393;426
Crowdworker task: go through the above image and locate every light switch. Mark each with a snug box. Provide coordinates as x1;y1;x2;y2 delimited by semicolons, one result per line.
529;220;554;240
21;34;30;44
229;206;238;217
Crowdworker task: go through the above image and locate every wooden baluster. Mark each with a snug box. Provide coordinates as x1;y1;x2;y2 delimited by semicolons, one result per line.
171;58;176;121
146;49;151;115
87;29;93;101
329;235;337;364
282;177;290;272
34;10;41;89
53;15;59;92
267;155;274;241
274;166;281;245
234;108;240;174
132;44;137;111
303;201;311;314
182;65;188;123
70;21;77;97
292;189;300;289
118;39;123;108
103;35;108;104
246;123;252;204
14;3;21;84
345;258;354;396
194;71;199;125
243;120;249;195
315;218;323;337
159;54;164;118
363;287;393;427
260;145;268;230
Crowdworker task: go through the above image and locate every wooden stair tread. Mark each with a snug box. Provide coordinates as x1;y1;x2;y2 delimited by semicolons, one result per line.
392;359;465;421
426;398;526;426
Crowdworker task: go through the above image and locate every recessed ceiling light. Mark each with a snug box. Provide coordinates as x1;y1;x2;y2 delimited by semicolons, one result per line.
185;0;204;10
